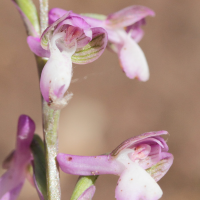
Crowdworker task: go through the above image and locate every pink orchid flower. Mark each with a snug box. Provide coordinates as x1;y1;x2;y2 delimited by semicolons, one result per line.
57;131;173;200
27;12;107;107
49;6;155;81
0;115;35;200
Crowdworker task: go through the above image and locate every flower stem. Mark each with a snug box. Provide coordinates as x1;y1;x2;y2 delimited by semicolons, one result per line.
38;1;62;199
39;0;49;34
43;101;61;200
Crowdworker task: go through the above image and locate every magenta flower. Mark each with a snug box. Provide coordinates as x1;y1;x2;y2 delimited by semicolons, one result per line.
57;131;173;200
27;12;107;107
49;6;155;81
0;115;35;200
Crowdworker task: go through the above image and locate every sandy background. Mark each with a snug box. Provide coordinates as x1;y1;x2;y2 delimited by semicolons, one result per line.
0;0;200;199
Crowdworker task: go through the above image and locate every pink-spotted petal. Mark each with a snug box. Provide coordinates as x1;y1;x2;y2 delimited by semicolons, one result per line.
119;34;149;81
27;36;50;58
105;5;155;29
57;154;124;176
115;163;162;200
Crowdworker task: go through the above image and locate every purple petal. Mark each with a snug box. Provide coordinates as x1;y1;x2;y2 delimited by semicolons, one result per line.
0;115;35;199
2;151;15;170
27;36;50;58
48;8;69;25
57;154;124;176
118;34;149;81
146;153;174;182
126;19;146;43
54;16;92;49
105;5;155;29
41;11;71;50
111;131;168;156
16;115;35;151
0;182;23;200
80;16;104;28
77;185;96;200
49;8;104;28
0;172;25;199
115;163;162;200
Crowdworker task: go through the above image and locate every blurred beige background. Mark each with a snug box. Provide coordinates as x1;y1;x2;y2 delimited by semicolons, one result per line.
1;0;200;199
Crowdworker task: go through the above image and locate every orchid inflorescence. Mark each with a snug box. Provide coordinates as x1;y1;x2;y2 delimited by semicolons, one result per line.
0;1;173;200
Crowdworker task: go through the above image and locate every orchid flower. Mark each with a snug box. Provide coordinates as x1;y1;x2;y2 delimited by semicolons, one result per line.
27;12;107;108
48;6;155;81
57;131;173;200
0;115;35;200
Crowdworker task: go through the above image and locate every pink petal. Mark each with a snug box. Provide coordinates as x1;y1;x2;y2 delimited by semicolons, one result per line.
105;5;155;29
146;152;174;182
126;19;146;43
115;150;162;200
40;51;73;102
41;11;71;50
111;131;168;156
77;185;96;200
48;8;69;25
80;16;104;28
118;34;149;81
57;154;124;176
138;145;162;169
115;163;162;200
72;27;108;64
49;8;104;28
27;36;50;58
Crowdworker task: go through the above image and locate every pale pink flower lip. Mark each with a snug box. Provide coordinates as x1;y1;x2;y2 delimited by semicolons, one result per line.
0;115;35;200
57;130;173;200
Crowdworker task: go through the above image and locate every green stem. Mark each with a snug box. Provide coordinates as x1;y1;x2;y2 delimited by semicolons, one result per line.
71;176;98;200
43;101;61;200
39;0;49;34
